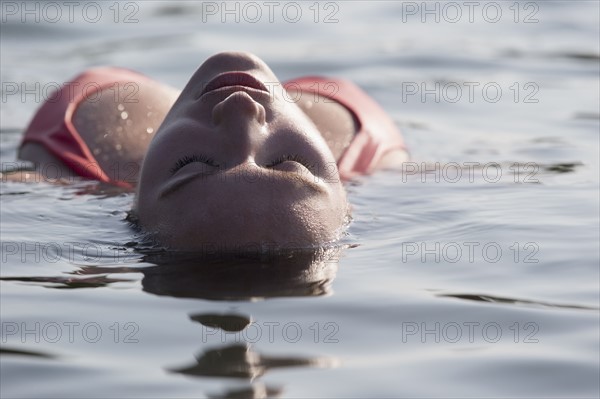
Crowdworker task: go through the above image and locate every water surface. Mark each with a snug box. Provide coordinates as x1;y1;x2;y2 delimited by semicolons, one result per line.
1;1;599;397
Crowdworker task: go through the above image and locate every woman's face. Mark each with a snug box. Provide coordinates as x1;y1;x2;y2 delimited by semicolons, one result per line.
137;52;349;251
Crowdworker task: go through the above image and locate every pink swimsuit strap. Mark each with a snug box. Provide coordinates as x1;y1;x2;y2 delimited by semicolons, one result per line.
283;76;406;180
20;67;153;188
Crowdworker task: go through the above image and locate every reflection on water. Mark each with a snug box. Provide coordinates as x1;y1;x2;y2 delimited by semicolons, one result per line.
0;347;56;359
145;249;342;395
139;248;341;300
437;292;600;311
0;275;131;289
171;310;338;397
135;249;344;396
192;313;252;332
206;383;283;399
1;248;343;397
170;342;334;380
1;246;343;300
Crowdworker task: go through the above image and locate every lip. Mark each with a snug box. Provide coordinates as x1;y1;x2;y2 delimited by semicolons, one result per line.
200;72;269;97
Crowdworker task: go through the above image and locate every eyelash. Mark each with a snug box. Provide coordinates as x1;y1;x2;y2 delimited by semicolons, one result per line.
171;154;314;174
171;154;219;174
266;154;311;168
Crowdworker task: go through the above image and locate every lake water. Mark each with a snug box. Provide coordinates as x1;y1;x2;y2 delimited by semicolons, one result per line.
1;1;599;398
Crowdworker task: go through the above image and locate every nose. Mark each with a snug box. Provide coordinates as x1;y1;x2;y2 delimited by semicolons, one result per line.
212;91;267;126
211;91;268;164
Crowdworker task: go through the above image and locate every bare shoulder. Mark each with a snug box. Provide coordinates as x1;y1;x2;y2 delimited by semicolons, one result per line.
376;149;411;171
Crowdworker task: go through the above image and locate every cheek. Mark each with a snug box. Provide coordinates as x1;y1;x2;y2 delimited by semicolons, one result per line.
139;145;168;193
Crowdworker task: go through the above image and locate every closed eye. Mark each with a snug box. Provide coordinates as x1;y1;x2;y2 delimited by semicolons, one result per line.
170;154;219;175
266;154;315;170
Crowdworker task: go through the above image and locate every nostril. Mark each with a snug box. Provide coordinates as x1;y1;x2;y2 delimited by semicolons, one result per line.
212;92;266;125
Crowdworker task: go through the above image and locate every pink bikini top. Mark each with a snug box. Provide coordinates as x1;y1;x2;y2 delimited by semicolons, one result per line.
21;70;405;185
20;67;154;188
283;76;406;180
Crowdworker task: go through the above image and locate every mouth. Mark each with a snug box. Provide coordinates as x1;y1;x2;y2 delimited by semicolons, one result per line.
200;72;269;97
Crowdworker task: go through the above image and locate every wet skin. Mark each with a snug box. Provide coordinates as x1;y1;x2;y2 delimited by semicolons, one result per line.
136;52;349;251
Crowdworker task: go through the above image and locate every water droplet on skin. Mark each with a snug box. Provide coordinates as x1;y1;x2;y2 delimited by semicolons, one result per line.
147;111;153;117
115;144;122;151
146;127;154;134
120;111;128;120
117;104;125;111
